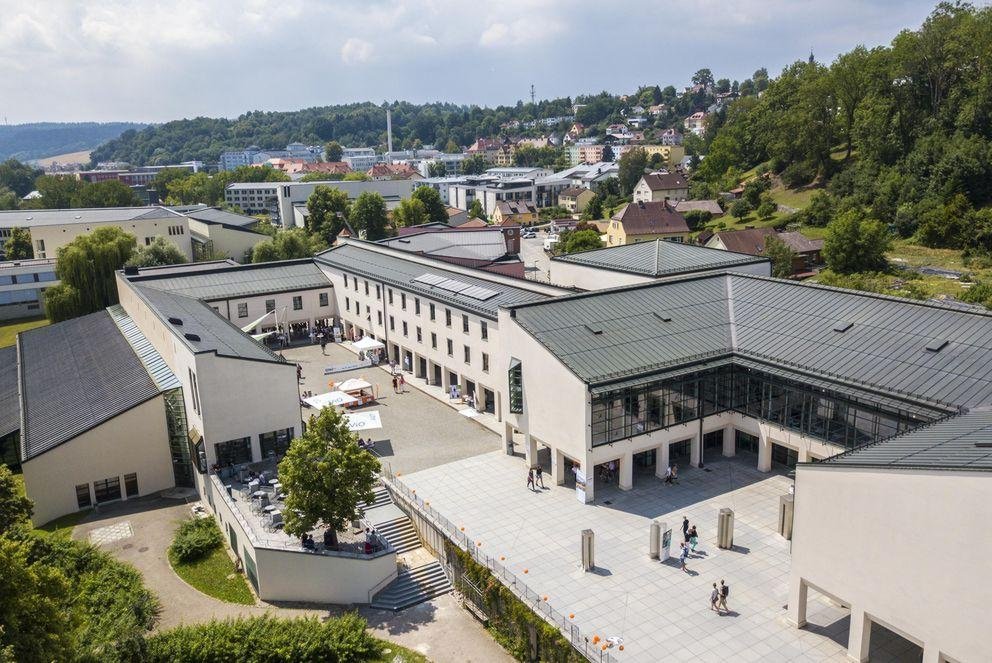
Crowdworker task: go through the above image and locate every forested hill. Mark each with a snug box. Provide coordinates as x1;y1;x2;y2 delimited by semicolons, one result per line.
89;99;578;166
694;2;992;254
0;122;145;161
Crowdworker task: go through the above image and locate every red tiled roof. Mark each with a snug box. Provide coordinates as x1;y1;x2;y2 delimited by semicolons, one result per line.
613;201;690;235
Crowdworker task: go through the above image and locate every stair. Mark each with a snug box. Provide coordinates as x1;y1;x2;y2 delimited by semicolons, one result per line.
363;485;393;510
370;561;452;611
373;516;422;554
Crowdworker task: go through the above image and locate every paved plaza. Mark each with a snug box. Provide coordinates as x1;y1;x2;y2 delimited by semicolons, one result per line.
283;342;501;475
400;452;914;663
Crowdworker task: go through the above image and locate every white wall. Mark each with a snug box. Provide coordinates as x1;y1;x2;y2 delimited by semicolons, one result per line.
206;288;335;334
790;465;992;663
22;396;174;525
276;180;415;227
188;219;265;262
30;216;193;261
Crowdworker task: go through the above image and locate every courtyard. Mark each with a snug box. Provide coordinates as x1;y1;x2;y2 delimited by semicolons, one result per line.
398;451;915;663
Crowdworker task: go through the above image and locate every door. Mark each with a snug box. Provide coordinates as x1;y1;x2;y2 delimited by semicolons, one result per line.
433;364;442;386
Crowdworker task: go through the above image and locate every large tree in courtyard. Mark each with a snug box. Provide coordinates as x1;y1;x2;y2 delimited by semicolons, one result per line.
617;147;648;196
125;237;188;268
392;198;428;228
277;407;379;548
45;226;137;322
3;227;32;260
306;186;351;244
411;186;448;225
349;191;390;240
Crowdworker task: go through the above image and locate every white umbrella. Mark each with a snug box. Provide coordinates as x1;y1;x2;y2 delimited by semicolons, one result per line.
353;336;385;351
304;391;359;409
336;378;373;392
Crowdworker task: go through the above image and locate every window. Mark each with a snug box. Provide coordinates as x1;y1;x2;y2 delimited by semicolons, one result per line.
464;346;471;364
429;303;436;321
377;311;383;326
293;296;303;310
76;483;91;509
353;278;358;292
402;321;408;336
260;428;293;458
388;289;393;304
265;299;275;313
481;320;488;340
401;293;407;310
508;359;523;413
483;353;490;372
188;369;200;414
447;339;453;356
215;437;251;465
389;316;395;331
431;332;437;349
124;473;139;498
364;280;369;295
445;309;452;327
345;296;350;310
319;292;329;307
462;314;469;333
237;302;248;318
94;476;122;503
375;285;381;300
416;327;422;343
415;298;421;315
343;274;349;288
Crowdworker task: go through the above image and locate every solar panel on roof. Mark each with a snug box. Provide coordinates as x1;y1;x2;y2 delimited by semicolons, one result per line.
462;285;500;301
435;278;472;293
412;273;447;286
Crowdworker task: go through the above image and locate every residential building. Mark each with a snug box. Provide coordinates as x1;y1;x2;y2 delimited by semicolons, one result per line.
416;153;466;178
492;201;538;227
0;207;193;262
448;178;534;218
607;201;691;245
660;128;684;146
465;138;504;164
704;228;824;276
341;147;382;172
367;163;423;181
614;144;686;169
683;111;708;136
223;182;281;215
554;162;620;191
557;187;596;215
632;172;690;203
486;167;553;180
566;144;606;166
0;258;58;320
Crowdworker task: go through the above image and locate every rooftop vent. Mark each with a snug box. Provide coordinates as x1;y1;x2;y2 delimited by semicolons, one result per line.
584;324;605;335
833;321;853;333
167;317;183;326
925;339;949;352
123;265;139;276
975;442;992;448
183;333;201;342
653;312;673;322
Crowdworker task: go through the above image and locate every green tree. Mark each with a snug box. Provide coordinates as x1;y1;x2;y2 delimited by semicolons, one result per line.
823;209;892;273
45;226;137;322
277;407;379;548
444;139;460;153
3;227;32;260
126;237;188;268
151;167;194;196
411;186;448;225
350;191;390;240
343;172;370;182
34;175;84;209
165;172;212;205
0;159;42;197
761;235;796;278
756;198;777;219
692;68;715;87
71;180;142;208
392;197;428;228
426;161;447;177
0;465;33;534
560;229;603;254
730;199;751;220
617;147;648;196
324;141;343;162
461;154;489;175
581;193;604;220
0;188;17;211
251;229;327;263
306;186;351;244
467;199;487;221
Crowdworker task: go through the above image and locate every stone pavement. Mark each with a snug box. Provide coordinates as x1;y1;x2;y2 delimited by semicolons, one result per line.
400;452;910;663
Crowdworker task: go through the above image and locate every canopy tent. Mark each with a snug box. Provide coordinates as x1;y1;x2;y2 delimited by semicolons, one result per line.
336;378;373;392
353;336;385;351
241;310;275;334
344;411;382;432
304;391;359;410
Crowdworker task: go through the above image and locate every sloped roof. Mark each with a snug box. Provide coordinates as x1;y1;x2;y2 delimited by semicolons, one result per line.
128;259;328;300
553;239;768;277
0;206;184;228
496;200;537;216
674;200;723;216
613;201;690;235
640;173;688;192
0;346;18;438
777;231;825;254
710;228;823;256
380;229;509;263
179;206;260;229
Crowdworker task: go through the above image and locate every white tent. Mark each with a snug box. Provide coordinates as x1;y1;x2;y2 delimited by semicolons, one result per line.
304;391;359;410
353;336;385;351
336;378;373;392
344;411;382;431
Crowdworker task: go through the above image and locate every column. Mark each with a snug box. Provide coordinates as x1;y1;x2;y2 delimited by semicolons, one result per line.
847;607;871;663
758;435;772;472
722;426;736;457
441;368;451;391
619;451;633;491
655;442;670;479
797;446;810;463
583;463;595;503
552;448;566;485
690;433;701;468
504;422;515;456
787;578;808;627
921;645;941;663
524;434;538;468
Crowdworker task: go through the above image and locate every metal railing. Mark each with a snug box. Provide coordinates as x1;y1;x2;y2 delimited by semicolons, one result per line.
379;466;620;663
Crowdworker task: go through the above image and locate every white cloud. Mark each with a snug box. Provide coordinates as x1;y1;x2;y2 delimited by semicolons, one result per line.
340;37;374;65
479;23;509;47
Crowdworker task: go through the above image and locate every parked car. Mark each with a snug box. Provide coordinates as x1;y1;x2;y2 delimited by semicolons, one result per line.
522;229;536;239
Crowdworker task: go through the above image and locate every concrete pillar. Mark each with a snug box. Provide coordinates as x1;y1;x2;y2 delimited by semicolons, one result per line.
504;422;515;455
921;645;941;663
655;442;670;479
553;448;566;485
524;434;538;468
722;426;736;457
787;578;808;627
441;368;451;391
797;446;810;463
583;464;594;502
758;435;772;472
847;607;871;663
619;451;633;491
690;433;701;468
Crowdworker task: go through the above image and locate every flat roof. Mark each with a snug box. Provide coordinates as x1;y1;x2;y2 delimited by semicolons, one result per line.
0;206;183;228
17;311;163;460
510;272;992;409
127;259;327;300
172;205;260;229
316;241;557;318
552;239;768;278
380;230;510;263
815;409;992;471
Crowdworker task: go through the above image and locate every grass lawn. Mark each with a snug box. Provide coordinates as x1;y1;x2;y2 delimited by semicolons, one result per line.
0;316;49;348
372;642;431;663
770;185;818;210
169;546;255;605
34;510;91;540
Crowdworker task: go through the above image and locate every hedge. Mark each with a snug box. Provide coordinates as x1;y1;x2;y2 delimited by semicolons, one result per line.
169;517;223;563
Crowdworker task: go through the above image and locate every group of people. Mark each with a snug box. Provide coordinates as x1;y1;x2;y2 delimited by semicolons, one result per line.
710;580;731;614
678;515;699;571
309;322;335;355
356;437;375;451
664;464;680;484
391;372;407;393
526;466;547;491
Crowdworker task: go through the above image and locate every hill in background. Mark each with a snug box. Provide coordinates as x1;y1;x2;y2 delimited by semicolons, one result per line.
0;122;147;162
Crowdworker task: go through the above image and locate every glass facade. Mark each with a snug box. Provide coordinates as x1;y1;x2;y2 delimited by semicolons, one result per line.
164;388;194;487
259;428;293;459
215;437;252;466
508;359;523;413
591;364;941;449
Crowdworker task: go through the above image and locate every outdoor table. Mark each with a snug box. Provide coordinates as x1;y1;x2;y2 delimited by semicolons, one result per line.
272;482;282;492
263;505;277;513
251;491;267;499
268;479;279;486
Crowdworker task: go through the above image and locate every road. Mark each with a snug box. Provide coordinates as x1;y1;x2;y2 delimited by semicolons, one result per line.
519;233;553;283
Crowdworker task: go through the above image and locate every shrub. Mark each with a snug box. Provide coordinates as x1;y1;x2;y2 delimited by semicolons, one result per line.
682;210;713;230
145;614;381;663
780;161;816;188
169;517;223;564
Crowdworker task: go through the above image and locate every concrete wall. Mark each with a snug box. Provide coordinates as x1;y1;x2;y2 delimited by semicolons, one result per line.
276;181;415;227
204;287;335;335
30;216;193;261
790;465;992;663
22;396;174;525
188;218;265;262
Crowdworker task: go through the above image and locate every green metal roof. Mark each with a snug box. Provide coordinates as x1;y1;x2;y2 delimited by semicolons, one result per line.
553;239;768;277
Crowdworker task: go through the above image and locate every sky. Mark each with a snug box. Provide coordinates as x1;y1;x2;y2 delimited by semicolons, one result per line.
0;0;945;124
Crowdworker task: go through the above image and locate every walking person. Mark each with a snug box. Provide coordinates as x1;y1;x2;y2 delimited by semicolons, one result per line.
682;516;689;540
391;375;398;394
398;373;406;393
672;463;679;483
710;583;721;612
664;465;673;484
719;580;730;613
535;465;545;488
679;542;689;572
689;525;699;552
527;469;536;491
320;336;327;355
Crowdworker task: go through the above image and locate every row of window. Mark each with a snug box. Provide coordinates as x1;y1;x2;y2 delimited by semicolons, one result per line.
0;271;57;285
167;225;186;236
213;428;294;467
234;292;329;318
76;473;139;508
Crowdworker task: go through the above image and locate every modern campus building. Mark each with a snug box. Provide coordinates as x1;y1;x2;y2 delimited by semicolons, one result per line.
224;180;415;227
0;258;58;320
